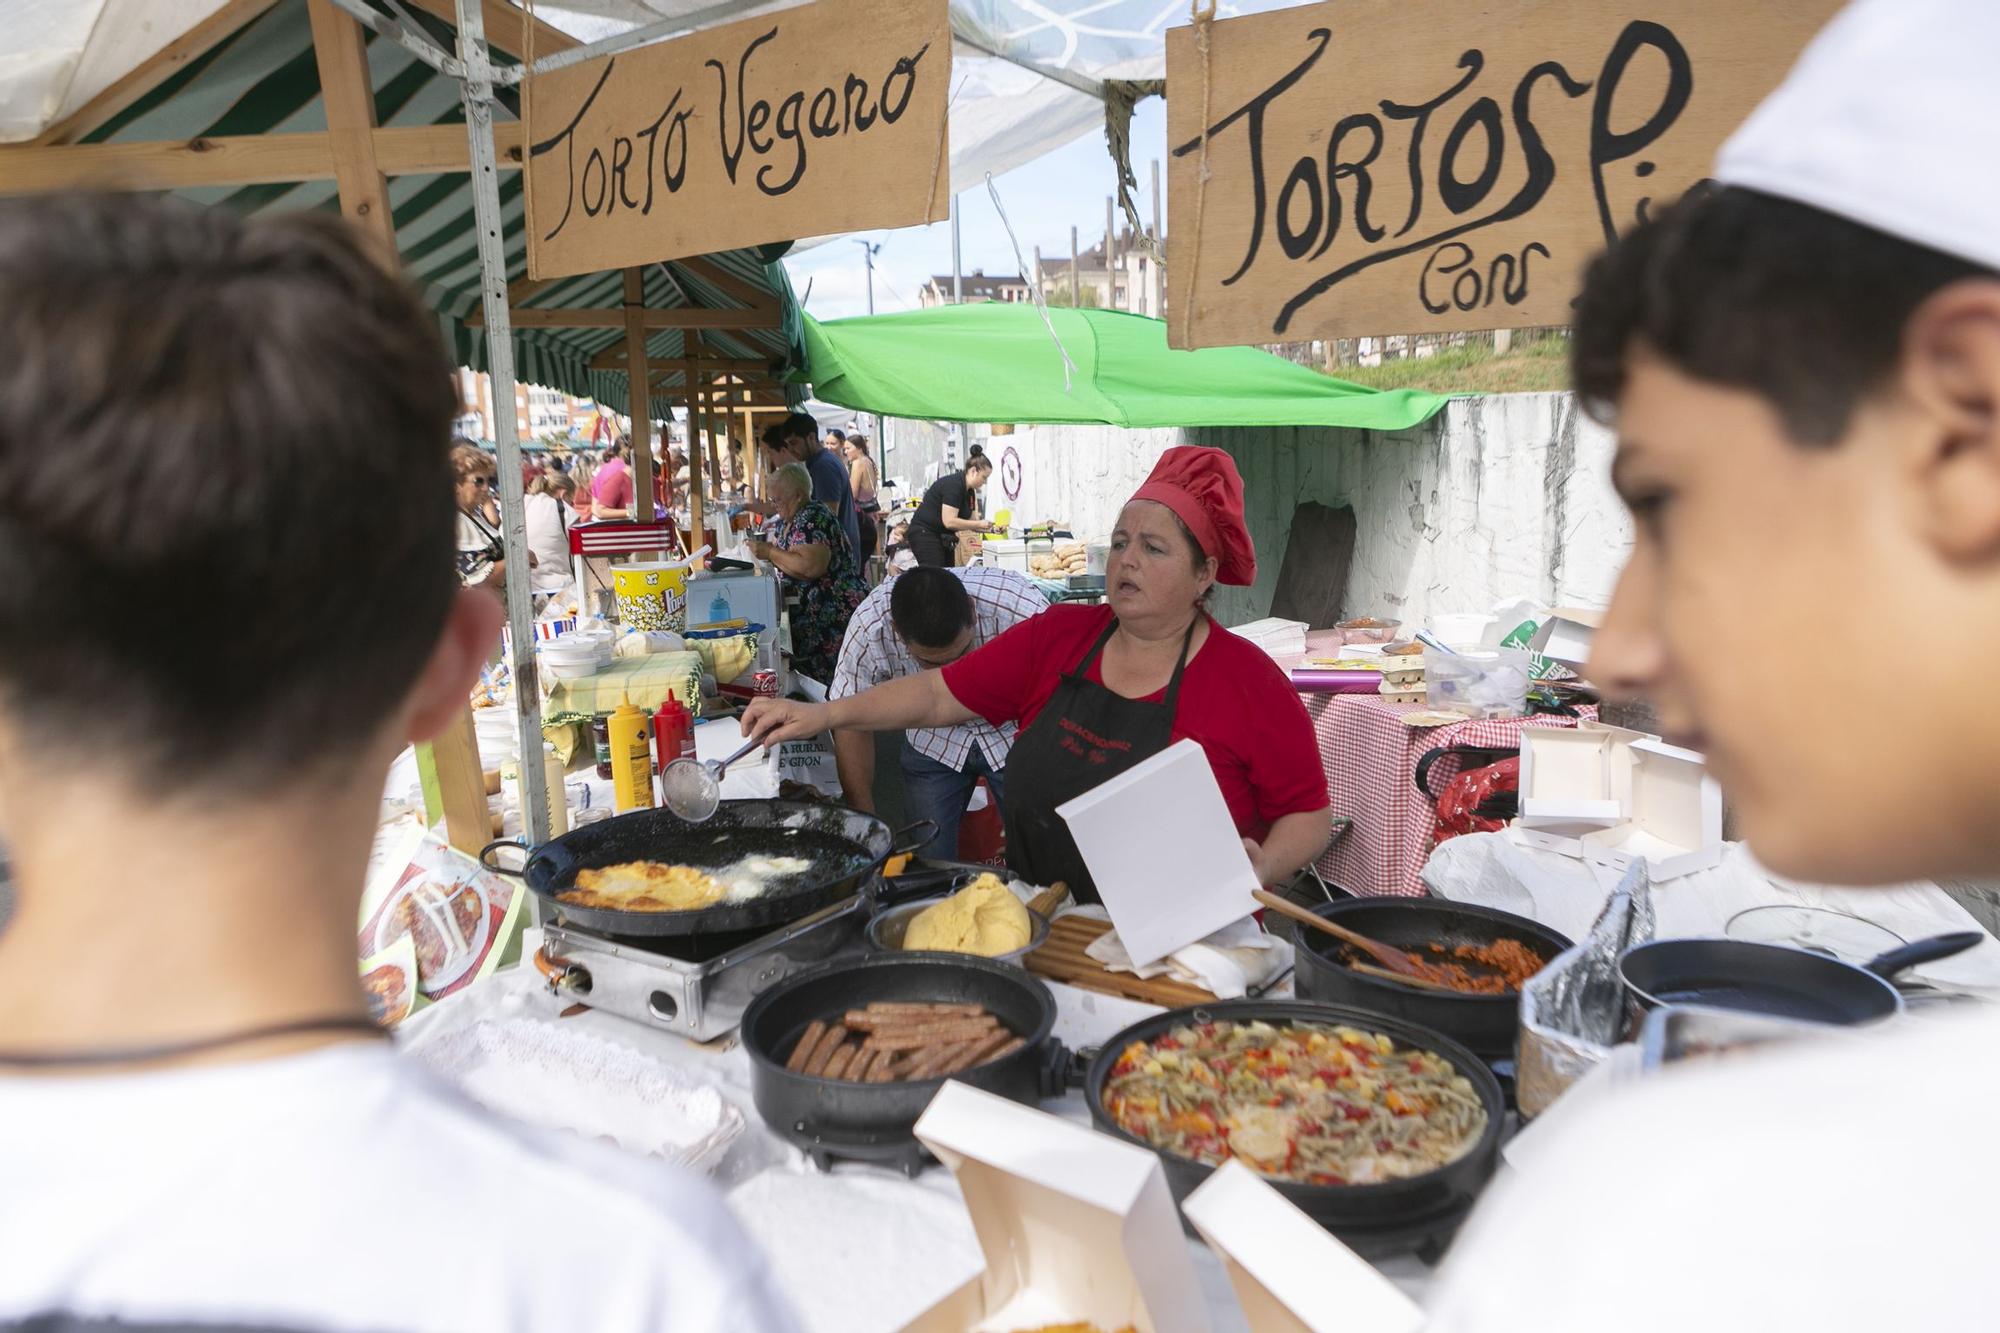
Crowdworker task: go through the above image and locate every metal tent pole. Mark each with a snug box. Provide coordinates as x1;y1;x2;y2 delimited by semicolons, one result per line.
951;194;962;304
456;0;550;846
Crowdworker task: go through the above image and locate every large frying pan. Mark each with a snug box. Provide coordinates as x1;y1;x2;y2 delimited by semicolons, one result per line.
1619;932;1983;1026
482;800;933;938
1082;1000;1505;1259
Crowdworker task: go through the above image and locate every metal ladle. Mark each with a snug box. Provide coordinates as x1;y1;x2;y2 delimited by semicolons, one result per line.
661;736;762;822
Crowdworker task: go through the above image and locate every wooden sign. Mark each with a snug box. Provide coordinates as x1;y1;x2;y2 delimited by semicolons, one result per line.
525;0;951;278
1164;1;1841;348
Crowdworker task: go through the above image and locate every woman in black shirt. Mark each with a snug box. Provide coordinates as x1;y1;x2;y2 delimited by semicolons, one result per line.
908;453;994;566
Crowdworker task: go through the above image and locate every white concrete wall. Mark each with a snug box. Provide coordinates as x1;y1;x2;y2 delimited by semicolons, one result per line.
987;392;1632;630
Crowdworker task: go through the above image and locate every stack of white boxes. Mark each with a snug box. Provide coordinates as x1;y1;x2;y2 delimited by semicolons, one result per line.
1513;721;1724;879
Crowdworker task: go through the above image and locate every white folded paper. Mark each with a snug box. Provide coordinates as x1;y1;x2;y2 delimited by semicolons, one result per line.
1082;912;1293;998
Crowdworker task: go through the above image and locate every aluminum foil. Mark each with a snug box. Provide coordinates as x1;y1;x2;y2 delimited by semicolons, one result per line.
1517;860;1656;1116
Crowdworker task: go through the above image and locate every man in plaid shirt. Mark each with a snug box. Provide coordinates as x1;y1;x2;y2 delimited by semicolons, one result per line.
829;566;1050;858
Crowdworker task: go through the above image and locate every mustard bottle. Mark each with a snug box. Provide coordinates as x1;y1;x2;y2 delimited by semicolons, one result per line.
608;694;656;813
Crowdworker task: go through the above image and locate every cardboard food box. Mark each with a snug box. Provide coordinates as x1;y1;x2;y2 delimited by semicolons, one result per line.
907;1082;1211;1333
1515;725;1644;841
1528;613;1599;671
1578;738;1724;880
1057;738;1259;968
1513;728;1722;880
1181;1162;1422;1333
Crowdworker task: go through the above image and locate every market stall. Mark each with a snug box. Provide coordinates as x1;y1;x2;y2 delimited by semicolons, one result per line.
20;3;2000;1332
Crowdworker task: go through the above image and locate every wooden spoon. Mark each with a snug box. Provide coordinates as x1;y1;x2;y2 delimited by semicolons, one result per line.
1347;961;1462;994
1025;882;1068;919
1251;889;1432;980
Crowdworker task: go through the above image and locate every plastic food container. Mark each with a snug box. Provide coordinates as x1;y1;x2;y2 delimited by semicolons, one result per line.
412;1017;743;1171
982;539;1029;572
612;558;697;633
1426;645;1531;718
1336;617;1403;645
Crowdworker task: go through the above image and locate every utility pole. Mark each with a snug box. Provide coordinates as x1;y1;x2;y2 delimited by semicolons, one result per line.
1150;159;1162;247
853;237;883;450
950;193;963;304
853;237;877;315
1105;196;1118;311
1070;225;1080;307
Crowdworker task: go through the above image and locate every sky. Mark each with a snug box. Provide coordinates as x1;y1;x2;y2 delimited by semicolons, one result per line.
780;99;1169;321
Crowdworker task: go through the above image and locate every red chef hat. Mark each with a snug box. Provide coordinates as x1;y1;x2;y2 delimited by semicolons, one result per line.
1130;446;1256;586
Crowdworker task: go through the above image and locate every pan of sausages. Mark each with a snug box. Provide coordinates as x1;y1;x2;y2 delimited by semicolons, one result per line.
740;953;1063;1172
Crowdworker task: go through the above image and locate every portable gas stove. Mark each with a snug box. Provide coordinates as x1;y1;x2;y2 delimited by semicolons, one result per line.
530;859;986;1042
535;893;870;1042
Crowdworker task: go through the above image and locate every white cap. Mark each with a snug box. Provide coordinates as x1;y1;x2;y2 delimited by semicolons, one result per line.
1714;0;2000;271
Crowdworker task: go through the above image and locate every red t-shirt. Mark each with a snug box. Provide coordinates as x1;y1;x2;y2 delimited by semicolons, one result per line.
591;458;633;513
942;604;1330;842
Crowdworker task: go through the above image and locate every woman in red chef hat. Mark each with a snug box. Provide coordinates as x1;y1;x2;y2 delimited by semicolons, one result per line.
743;447;1333;902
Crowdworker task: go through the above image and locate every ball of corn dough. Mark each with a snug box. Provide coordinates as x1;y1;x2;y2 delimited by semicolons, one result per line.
902;874;1032;956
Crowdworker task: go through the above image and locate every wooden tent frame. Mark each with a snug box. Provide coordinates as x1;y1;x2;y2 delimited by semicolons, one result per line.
0;0;799;852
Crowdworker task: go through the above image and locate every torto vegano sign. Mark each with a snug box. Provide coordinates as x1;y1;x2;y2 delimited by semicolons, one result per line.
524;0;951;278
1165;1;1840;348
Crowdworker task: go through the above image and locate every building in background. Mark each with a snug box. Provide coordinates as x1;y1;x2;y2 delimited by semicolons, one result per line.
1032;226;1164;318
451;368;595;444
918;269;1031;307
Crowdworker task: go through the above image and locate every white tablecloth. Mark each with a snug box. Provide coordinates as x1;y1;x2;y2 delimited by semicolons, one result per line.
1423;833;2000;994
400;958;1441;1333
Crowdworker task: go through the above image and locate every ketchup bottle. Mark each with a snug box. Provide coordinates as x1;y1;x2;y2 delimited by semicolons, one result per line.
654;695;690;773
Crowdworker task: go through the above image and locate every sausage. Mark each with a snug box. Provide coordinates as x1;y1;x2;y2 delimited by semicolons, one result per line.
862;1020;1000;1051
800;1024;848;1077
848;1047;880;1083
906;1038;978;1081
785;1020;828;1073
865;1050;900;1083
842;1010;996;1035
937;1029;1015;1076
864;1002;985;1018
822;1040;858;1081
840;1011;948;1034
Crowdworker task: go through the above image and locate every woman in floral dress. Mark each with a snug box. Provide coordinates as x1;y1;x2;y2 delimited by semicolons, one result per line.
749;462;868;685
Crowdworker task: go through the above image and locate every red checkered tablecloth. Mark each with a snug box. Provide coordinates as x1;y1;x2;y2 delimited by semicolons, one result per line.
1303;693;1597;897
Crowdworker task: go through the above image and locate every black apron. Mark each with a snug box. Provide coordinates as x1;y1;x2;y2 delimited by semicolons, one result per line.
1001;617;1195;905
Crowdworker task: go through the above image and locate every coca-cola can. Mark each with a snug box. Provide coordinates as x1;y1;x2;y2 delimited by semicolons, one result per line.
752;669;779;698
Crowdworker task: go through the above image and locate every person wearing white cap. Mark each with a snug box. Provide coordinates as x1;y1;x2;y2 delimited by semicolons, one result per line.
1423;1;2000;1328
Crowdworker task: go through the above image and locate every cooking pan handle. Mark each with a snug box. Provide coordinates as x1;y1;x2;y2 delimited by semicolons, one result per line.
1036;1041;1074;1100
1414;745;1518;802
886;819;941;860
1864;931;1984;979
479;839;530;877
1061;1044;1100;1094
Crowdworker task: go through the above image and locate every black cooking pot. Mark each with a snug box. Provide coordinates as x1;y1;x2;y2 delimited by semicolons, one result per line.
1619;932;1983;1026
740;953;1063;1173
1292;899;1572;1059
1083;1000;1504;1259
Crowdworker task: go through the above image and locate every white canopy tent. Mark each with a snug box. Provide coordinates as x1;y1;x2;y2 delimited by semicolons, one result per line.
3;0;1284;187
0;0;1284;846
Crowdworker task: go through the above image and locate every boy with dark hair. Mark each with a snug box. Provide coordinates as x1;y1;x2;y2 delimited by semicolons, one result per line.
756;411;860;561
829;566;1049;855
1427;3;2000;1328
0;194;795;1333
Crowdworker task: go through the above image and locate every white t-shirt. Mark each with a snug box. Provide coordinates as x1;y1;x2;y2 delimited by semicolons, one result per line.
0;1042;799;1333
523;492;574;595
1424;1004;2000;1332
